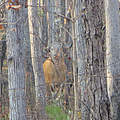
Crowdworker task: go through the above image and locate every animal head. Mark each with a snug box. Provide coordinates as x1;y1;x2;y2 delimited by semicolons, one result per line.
6;0;21;10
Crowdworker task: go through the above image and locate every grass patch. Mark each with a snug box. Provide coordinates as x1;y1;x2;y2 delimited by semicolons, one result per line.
46;104;69;120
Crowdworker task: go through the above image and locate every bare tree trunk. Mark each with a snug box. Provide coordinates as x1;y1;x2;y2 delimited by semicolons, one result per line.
71;0;78;119
47;0;55;47
84;0;110;119
6;1;27;120
42;0;48;52
63;1;73;112
28;0;46;119
105;0;120;119
75;0;89;119
24;7;35;119
61;0;65;25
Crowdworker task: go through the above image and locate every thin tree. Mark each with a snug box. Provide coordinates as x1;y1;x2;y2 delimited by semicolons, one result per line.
28;0;46;119
6;1;27;120
46;0;55;47
75;0;88;119
105;0;120;119
71;0;78;119
63;1;73;112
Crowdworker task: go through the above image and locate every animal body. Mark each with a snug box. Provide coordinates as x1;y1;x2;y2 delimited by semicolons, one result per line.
43;56;67;99
43;57;59;85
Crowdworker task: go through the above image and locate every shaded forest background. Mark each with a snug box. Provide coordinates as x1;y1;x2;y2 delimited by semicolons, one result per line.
0;0;120;120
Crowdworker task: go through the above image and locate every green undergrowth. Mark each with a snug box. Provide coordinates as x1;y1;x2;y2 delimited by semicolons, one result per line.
46;104;70;120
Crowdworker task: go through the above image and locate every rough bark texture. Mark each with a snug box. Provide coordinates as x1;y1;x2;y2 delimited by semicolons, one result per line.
75;0;89;119
42;0;48;61
0;2;6;74
28;0;46;119
63;1;73;113
71;1;78;119
81;0;110;119
24;7;35;119
105;0;120;119
47;0;55;47
6;1;27;120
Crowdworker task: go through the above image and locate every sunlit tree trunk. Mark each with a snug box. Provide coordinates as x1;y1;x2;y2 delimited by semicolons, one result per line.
28;0;46;119
71;0;78;119
24;6;35;119
105;0;120;119
6;1;27;120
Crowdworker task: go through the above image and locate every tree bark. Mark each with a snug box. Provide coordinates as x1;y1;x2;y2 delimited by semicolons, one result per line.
105;0;120;119
71;0;78;119
63;1;73;113
6;1;27;120
47;0;55;47
28;0;46;119
75;0;89;119
42;0;48;60
79;0;110;119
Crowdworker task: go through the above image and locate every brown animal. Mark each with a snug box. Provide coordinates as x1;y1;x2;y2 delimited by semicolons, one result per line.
43;57;59;85
43;57;66;83
43;56;67;99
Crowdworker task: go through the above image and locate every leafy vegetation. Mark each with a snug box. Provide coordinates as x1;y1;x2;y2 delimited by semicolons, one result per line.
46;104;70;120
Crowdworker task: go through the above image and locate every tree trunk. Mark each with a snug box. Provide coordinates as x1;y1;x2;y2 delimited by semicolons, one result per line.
75;0;89;119
63;1;73;113
80;0;110;119
28;0;46;119
71;0;78;119
42;0;48;59
105;0;120;119
24;6;35;119
47;0;55;47
6;2;27;120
